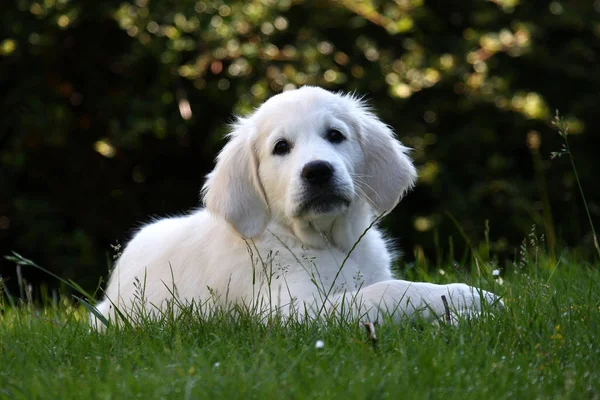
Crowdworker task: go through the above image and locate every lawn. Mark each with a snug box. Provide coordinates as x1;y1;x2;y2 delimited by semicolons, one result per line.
1;255;599;399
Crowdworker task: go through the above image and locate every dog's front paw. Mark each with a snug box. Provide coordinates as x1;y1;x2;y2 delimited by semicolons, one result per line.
437;283;503;323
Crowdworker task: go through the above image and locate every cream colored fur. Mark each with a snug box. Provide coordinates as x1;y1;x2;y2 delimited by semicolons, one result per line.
91;86;500;329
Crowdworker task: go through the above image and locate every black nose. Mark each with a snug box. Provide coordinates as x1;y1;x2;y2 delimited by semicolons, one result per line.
301;161;334;185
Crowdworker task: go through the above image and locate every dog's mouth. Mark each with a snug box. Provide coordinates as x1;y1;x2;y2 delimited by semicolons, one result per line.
295;193;351;216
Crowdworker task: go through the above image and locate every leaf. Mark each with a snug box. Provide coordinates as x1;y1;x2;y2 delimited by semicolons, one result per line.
76;296;110;329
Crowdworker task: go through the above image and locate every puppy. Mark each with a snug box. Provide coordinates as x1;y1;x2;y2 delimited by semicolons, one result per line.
91;86;500;328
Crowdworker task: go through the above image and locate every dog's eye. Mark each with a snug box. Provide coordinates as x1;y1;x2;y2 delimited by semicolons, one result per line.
326;129;346;144
273;139;291;155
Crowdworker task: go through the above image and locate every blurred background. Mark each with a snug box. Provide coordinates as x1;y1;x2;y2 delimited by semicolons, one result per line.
1;0;599;295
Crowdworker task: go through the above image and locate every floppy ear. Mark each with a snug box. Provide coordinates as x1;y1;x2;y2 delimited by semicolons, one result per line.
202;120;270;238
356;108;418;215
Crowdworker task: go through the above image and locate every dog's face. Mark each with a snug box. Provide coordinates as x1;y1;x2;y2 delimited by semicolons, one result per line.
253;94;363;222
203;86;417;239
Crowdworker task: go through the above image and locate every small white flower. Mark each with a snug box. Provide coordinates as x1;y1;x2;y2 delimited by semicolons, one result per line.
315;340;325;349
438;269;446;276
492;269;500;277
213;362;220;368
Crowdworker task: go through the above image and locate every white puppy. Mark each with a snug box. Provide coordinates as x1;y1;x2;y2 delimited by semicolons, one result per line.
91;86;500;328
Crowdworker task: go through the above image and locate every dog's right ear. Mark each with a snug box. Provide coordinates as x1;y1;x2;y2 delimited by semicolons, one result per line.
202;119;270;238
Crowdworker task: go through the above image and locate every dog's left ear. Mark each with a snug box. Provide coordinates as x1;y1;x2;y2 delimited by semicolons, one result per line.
202;120;270;238
355;107;418;215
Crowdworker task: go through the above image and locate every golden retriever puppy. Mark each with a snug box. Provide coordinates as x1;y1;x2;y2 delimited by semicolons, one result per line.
91;86;500;328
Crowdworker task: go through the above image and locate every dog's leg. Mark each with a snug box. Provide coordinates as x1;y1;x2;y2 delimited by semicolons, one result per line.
323;280;502;323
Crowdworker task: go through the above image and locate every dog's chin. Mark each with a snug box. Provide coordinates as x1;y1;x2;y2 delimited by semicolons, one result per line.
293;194;351;218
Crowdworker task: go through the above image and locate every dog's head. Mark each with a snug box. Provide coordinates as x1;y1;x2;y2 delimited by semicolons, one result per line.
202;86;417;239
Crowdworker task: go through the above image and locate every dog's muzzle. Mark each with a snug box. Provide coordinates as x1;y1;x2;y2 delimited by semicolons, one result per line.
295;160;351;216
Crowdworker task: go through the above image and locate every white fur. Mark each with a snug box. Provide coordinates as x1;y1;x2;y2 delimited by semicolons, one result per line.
91;86;501;329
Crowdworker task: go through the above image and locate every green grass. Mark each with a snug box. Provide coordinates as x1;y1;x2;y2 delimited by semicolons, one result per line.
1;256;599;400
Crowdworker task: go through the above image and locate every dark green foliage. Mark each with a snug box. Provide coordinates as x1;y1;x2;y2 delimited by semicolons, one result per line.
1;0;599;292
